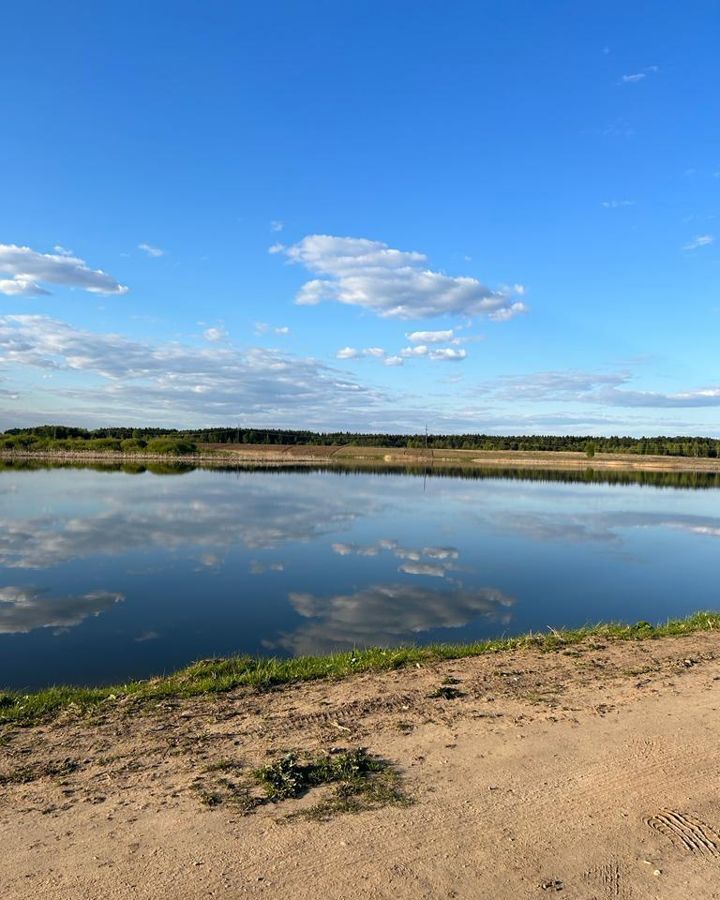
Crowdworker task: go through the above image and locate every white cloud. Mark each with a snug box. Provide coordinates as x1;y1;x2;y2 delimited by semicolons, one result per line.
0;244;128;297
400;345;428;358
278;234;527;320
336;347;360;359
489;302;528;322
255;322;290;336
601;200;636;209
486;369;720;408
406;329;455;343
429;347;467;361
620;66;658;85
340;343;467;364
0;314;385;426
270;220;284;232
683;234;714;251
488;370;630;401
336;346;386;361
138;242;164;258
202;326;227;342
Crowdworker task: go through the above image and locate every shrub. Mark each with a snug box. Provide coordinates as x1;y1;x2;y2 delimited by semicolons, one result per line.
145;438;197;456
120;438;147;452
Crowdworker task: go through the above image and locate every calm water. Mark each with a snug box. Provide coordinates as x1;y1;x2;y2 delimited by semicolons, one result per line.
1;463;719;689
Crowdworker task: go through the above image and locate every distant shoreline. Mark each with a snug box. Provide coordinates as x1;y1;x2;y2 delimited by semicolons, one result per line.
4;443;720;474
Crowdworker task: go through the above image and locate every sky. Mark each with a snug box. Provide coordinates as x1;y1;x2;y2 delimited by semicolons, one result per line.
1;0;718;436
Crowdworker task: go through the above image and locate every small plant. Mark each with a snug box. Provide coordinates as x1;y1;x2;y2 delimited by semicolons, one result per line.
252;747;411;819
429;685;465;700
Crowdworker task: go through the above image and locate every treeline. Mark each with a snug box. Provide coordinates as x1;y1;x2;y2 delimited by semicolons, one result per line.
3;458;720;490
0;426;195;456
183;427;720;458
2;425;720;458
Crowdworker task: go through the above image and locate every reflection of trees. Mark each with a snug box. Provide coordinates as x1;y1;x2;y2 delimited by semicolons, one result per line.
3;458;720;489
272;583;515;655
0;587;123;634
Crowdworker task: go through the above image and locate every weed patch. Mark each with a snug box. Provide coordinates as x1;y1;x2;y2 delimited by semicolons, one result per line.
429;686;465;700
194;748;411;820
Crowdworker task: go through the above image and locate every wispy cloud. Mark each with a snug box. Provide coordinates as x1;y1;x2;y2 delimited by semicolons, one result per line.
270;220;284;232
138;242;164;258
601;199;636;209
620;65;659;84
255;322;290;336
0;244;128;297
277;234;527;321
485;369;720;408
683;234;714;251
202;326;227;342
0;314;385;425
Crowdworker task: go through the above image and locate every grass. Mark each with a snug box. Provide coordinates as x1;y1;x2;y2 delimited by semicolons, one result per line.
1;611;719;728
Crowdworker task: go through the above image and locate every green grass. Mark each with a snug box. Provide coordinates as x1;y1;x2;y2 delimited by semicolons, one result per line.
1;611;719;728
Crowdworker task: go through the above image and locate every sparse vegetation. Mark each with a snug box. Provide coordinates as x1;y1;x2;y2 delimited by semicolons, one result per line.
254;748;409;819
1;612;719;728
0;758;79;786
192;748;410;819
429;685;466;700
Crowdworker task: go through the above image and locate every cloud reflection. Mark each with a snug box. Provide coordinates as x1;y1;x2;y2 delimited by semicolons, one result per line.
0;586;123;634
331;539;461;577
272;583;515;655
0;476;370;569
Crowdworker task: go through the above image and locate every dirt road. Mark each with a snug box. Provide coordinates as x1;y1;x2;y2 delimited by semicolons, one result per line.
2;634;720;898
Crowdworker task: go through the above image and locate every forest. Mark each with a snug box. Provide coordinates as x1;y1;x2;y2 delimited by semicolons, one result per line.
1;425;719;458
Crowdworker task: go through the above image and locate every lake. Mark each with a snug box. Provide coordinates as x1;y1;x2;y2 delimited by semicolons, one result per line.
1;462;719;689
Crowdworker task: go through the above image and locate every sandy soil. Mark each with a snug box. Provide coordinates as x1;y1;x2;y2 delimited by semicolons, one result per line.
2;634;720;899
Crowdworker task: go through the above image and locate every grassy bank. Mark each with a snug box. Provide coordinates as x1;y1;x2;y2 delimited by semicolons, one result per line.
1;612;719;728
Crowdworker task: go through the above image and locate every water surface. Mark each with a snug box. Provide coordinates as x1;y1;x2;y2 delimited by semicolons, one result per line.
1;463;719;689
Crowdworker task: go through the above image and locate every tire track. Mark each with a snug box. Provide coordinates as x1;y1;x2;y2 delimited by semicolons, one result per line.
645;811;720;859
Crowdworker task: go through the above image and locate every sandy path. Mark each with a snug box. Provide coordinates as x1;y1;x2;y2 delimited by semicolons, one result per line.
2;634;720;899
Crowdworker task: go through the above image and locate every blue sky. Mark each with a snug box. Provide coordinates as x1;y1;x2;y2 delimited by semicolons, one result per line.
1;0;718;435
